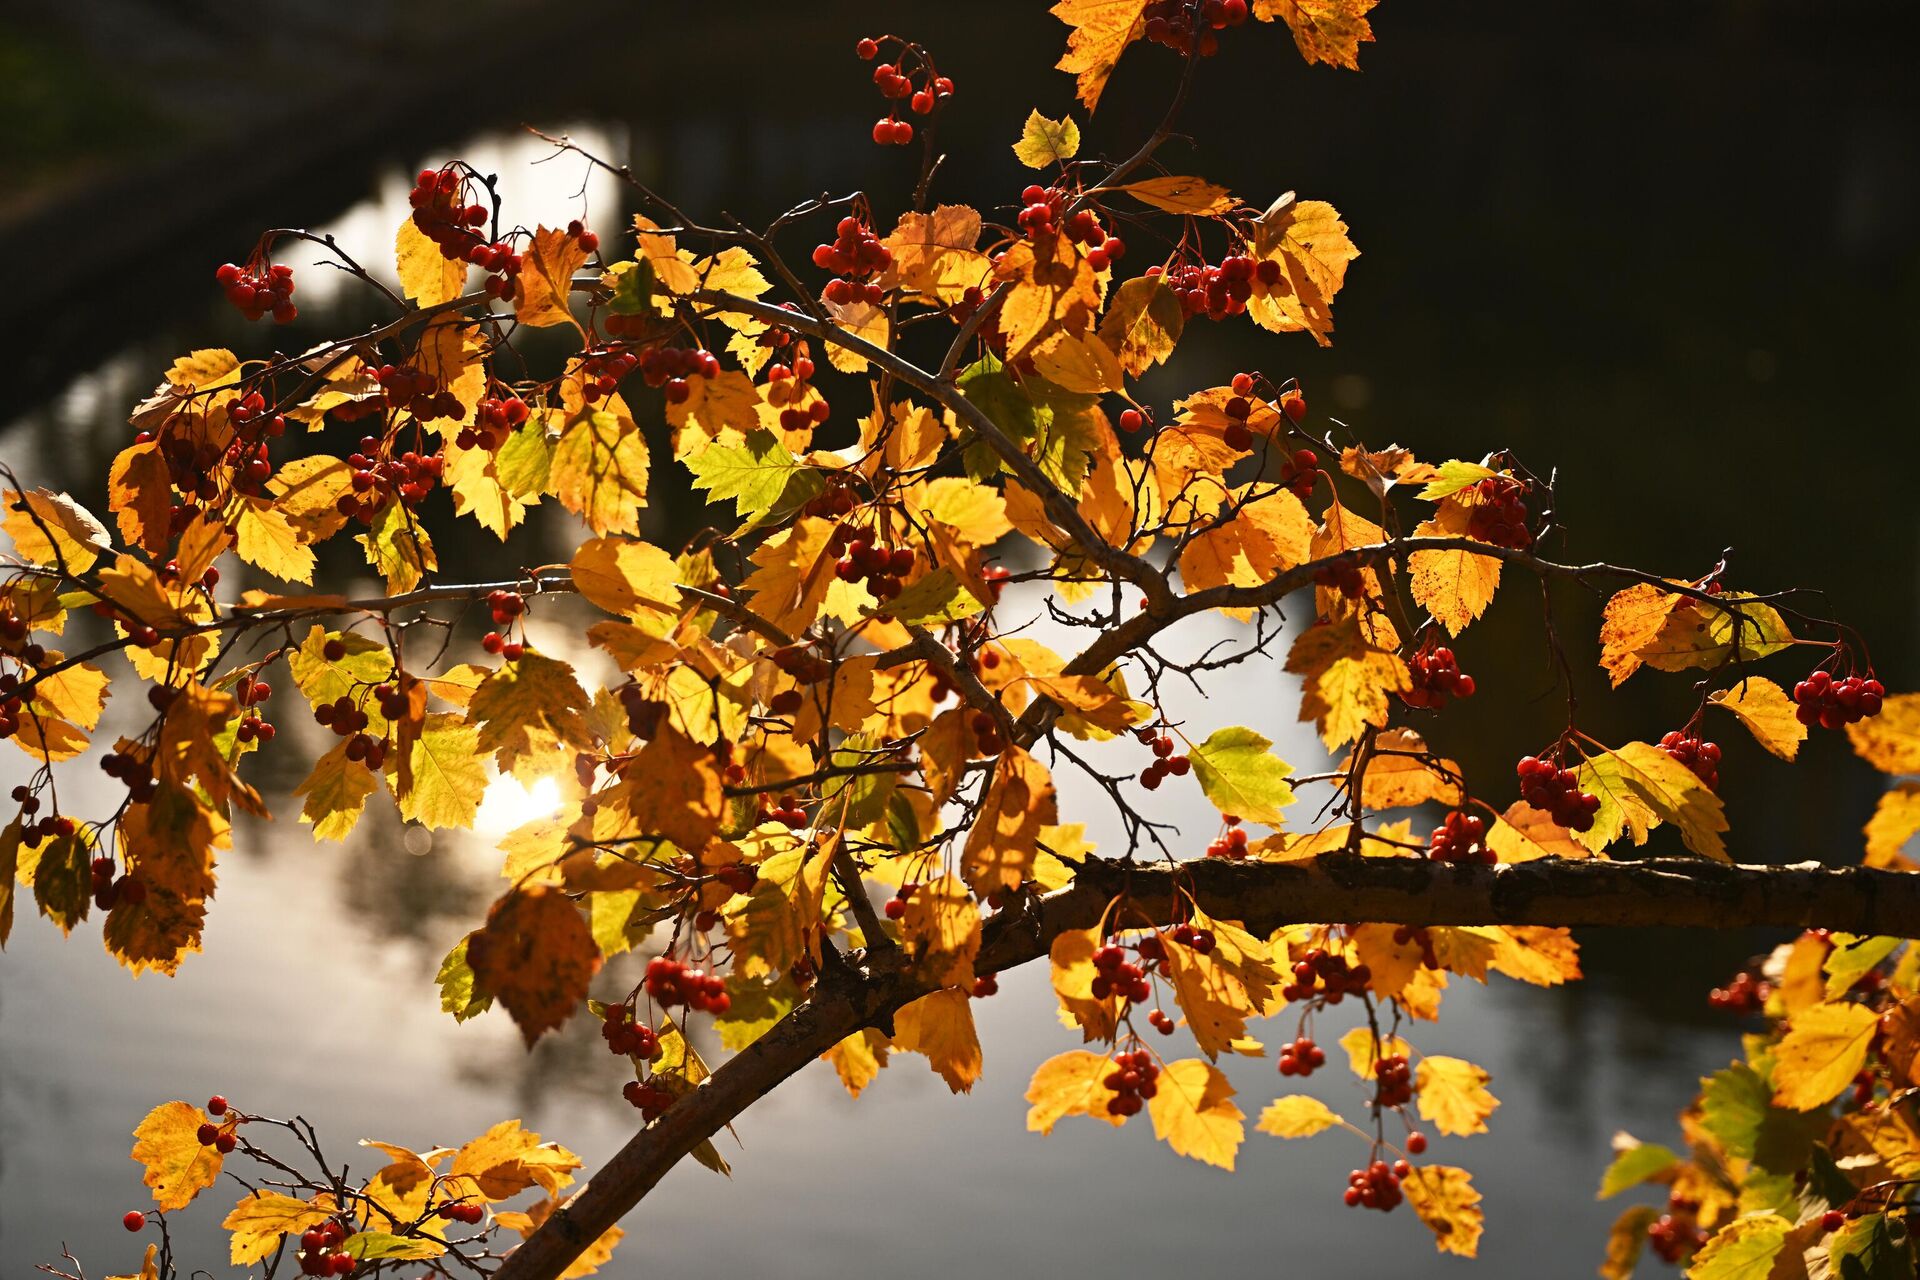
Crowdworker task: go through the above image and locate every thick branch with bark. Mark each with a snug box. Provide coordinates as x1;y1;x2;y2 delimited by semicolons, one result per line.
493;856;1920;1280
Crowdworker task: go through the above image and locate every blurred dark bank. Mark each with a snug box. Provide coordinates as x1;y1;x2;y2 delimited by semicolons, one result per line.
2;1;1917;1275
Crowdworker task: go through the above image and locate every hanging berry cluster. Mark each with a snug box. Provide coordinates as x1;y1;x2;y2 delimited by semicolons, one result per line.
1344;1158;1407;1212
1154;254;1274;321
1792;668;1884;729
90;855;146;911
645;955;732;1015
407;165;521;300
434;1200;486;1227
1090;942;1153;1002
813;216;893;306
832;531;914;601
233;673;275;745
636;345;720;403
214;261;297;323
481;589;526;658
767;352;831;433
295;1220;356;1276
340;436;444;521
1142;0;1250;56
600;1005;664;1061
1284;946;1371;1004
1205;816;1251;860
1134;726;1192;789
459;394;529;452
1401;640;1476;710
1466;475;1532;548
1706;967;1770;1014
1427;810;1493;865
1103;1049;1160;1117
855;35;953;144
98;747;158;802
1515;754;1600;831
1658;730;1721;789
1647;1198;1709;1264
1277;1034;1326;1076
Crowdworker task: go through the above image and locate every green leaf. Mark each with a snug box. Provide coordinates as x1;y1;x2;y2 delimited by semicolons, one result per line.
683;428;822;529
957;353;1038;478
606;255;655;315
821;735;897;829
436;935;494;1022
715;973;798;1052
871;568;985;626
31;831;91;935
340;1231;445;1261
1823;934;1903;999
1416;459;1497;501
1188;726;1296;826
1573;741;1728;861
1013;109;1081;168
493;411;556;500
1687;1214;1791;1280
1597;1141;1678;1199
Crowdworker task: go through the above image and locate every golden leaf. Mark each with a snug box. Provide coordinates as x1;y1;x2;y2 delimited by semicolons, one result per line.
1349;728;1462;809
879;205;990;306
3;488;110;572
223;1192;335;1265
1285;615;1409;750
1864;784;1920;871
1848;692;1920;775
514;226;589;329
1052;0;1149;110
1254;0;1379;70
1706;677;1805;761
397;713;487;830
467;652;595;781
1403;1164;1484;1257
1025;1050;1125;1133
1147;1058;1245;1169
551;405;649;537
1409;498;1501;636
1117;175;1237;215
1097;274;1184;376
892;987;983;1093
396;217;466;306
1013;109;1081;168
108;443;175;555
1247;197;1358;346
1256;1095;1344;1138
130;1101;222;1211
1771;1001;1880;1110
448;1119;582;1201
468;889;602;1046
1574;741;1728;861
992;233;1101;360
962;746;1058;893
901;872;982;989
235;496;316;584
1415;1056;1499;1136
823;1029;891;1099
1485;801;1588;863
1050;927;1122;1042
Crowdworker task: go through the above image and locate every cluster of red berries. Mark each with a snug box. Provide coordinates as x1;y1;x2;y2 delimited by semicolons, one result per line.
802;474;861;520
221;439;275;497
1658;730;1721;789
233;673;275;746
1465;476;1532;549
1091;943;1154;1003
1428;810;1494;865
971;972;999;998
228;390;288;442
600;1006;664;1060
459;394;530;452
622;1077;675;1120
1515;755;1600;831
1104;1049;1160;1117
856;40;952;144
1374;1053;1414;1108
90;856;147;911
1219;390;1259;451
1278;447;1319;500
1278;1034;1327;1077
1167;922;1216;954
637;345;720;403
195;1119;238;1155
1344;1158;1407;1212
18;812;78;844
313;695;387;771
296;1220;356;1276
1706;969;1771;1014
1393;925;1440;970
1155;255;1277;321
1647;1198;1707;1263
375;363;462;422
1792;669;1884;729
834;535;914;600
1402;642;1476;710
767;356;832;433
153;433;225;504
577;345;638;404
1143;0;1249;56
435;1200;486;1227
1135;727;1192;790
1285;948;1372;1004
1205;817;1250;860
1314;559;1366;599
645;956;732;1014
481;589;526;646
408;166;521;300
814;217;894;306
340;438;444;515
215;261;297;323
758;790;810;830
99;748;159;803
565;218;599;255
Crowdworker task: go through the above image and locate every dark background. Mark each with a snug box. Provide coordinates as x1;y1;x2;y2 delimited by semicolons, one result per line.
1;1;1916;1274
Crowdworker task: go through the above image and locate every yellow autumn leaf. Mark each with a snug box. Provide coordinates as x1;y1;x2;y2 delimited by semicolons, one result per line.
1097;275;1184;376
294;741;379;842
1848;693;1920;775
1286;615;1409;749
3;488;110;572
1052;0;1149;110
1338;1025;1411;1077
1574;741;1728;861
397;713;487;830
1247;196;1358;346
396;217;466;306
1403;1164;1485;1256
236;496;317;584
1415;1056;1499;1136
551;405;649;537
1148;1058;1245;1170
448;1119;583;1201
1708;677;1805;761
823;1028;891;1099
1485;801;1588;863
1256;1095;1344;1138
130;1101;222;1211
879;205;991;306
1255;0;1379;70
1118;175;1237;216
514;225;589;328
901;872;982;989
1772;1001;1880;1110
1013;109;1081;168
1409;498;1501;636
1025;1049;1124;1133
1864;784;1920;871
962;746;1058;894
223;1191;335;1265
892;987;983;1093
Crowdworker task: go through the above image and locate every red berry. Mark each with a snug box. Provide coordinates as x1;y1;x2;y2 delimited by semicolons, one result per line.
207;1094;228;1116
123;1210;146;1232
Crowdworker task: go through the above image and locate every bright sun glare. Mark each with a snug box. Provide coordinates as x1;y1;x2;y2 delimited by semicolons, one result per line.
475;773;563;836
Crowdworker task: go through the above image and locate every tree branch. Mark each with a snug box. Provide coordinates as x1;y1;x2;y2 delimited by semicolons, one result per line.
495;855;1920;1280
